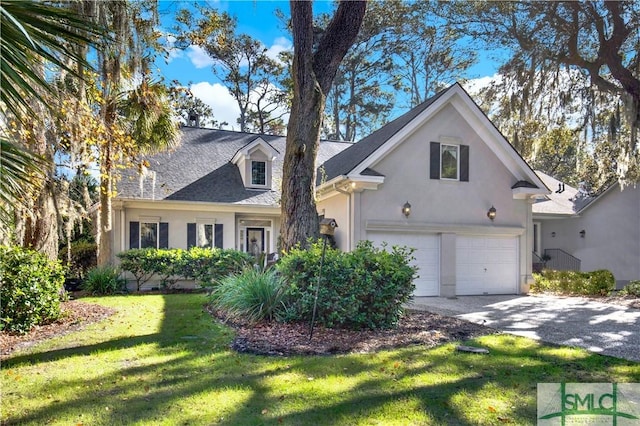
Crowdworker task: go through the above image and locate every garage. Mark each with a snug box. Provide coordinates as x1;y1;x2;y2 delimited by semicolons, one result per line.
456;236;518;295
368;232;440;296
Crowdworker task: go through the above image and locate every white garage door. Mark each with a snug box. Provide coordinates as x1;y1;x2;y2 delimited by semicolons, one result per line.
368;232;439;296
456;236;518;295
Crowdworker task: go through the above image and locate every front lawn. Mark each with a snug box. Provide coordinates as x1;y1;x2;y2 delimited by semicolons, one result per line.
1;294;638;425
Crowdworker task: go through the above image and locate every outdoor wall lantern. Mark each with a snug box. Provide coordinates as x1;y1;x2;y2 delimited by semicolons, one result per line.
402;201;412;218
487;205;497;221
580;229;586;238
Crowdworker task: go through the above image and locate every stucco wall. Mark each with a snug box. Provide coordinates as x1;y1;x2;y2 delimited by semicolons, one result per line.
111;201;280;261
540;185;640;283
317;191;351;251
358;104;529;229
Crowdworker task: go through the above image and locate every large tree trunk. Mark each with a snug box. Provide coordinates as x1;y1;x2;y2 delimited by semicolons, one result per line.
280;1;366;252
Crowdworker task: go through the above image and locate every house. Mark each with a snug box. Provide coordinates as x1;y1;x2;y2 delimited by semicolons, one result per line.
533;172;640;288
111;83;550;296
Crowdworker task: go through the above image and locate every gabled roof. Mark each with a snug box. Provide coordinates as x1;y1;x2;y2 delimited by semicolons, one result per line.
230;136;279;164
117;127;351;205
317;83;548;195
318;88;448;184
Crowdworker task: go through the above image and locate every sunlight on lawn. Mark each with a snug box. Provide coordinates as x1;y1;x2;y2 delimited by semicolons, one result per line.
2;294;638;425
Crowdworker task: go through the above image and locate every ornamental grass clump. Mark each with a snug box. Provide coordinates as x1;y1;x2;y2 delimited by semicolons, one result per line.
82;265;127;295
209;267;286;323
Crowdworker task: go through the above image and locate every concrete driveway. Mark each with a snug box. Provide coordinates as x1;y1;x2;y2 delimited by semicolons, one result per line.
408;295;640;362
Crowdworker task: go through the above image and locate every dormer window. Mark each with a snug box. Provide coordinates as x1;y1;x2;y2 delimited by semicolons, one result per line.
231;137;279;190
251;161;266;186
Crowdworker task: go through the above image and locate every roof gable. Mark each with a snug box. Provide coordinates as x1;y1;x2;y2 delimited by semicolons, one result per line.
318;83;548;195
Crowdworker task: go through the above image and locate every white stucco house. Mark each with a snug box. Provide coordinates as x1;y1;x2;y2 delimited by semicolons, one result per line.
532;172;640;288
111;83;552;296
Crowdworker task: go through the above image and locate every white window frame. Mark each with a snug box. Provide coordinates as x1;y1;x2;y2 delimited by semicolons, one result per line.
440;144;460;181
251;160;267;187
140;222;159;249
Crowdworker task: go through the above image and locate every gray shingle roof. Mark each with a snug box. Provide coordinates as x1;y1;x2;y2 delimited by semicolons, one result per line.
532;171;595;215
117;127;352;205
317;86;450;184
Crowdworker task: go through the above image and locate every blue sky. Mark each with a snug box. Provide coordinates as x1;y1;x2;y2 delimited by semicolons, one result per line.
155;0;501;130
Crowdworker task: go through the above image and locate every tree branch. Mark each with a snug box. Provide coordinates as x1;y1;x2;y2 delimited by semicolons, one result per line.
312;1;367;94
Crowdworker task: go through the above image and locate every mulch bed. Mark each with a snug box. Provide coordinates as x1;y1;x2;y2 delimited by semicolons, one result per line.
0;300;116;360
206;305;496;356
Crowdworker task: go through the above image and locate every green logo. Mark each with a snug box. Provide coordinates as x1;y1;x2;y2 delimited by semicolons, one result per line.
538;383;640;425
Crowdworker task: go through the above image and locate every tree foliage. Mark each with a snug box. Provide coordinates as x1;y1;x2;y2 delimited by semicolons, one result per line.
442;0;640;185
175;6;288;134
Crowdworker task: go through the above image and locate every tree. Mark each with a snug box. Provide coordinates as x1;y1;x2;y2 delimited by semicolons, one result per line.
175;7;287;133
322;2;395;141
442;1;640;183
280;1;366;251
169;83;223;128
0;0;103;257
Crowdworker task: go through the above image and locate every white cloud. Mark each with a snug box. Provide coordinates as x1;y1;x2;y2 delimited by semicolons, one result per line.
266;36;292;63
187;45;215;69
463;74;501;96
190;81;239;129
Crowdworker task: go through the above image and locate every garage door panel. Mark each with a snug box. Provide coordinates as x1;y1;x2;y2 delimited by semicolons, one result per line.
456;236;518;295
368;232;439;297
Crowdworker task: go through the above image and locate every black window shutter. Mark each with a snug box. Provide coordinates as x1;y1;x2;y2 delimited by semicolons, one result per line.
214;224;223;249
187;223;196;248
159;222;169;249
129;221;139;249
460;144;469;182
430;142;440;179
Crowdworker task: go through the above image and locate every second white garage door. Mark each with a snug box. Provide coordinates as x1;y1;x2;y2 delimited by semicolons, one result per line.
368;232;440;296
456;236;518;295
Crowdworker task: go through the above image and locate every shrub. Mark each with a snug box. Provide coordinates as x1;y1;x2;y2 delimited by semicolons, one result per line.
184;247;252;287
277;240;416;330
117;247;252;291
117;249;157;291
82;265;126;295
0;246;66;334
59;241;97;279
532;269;615;296
620;280;640;297
210;267;286;323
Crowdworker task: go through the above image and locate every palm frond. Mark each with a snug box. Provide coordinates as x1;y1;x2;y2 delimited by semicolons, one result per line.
0;1;107;120
0;137;46;224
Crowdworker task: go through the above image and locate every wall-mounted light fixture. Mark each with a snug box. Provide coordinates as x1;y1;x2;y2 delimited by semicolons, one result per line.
402;201;411;218
551;231;556;238
579;229;586;238
487;206;497;221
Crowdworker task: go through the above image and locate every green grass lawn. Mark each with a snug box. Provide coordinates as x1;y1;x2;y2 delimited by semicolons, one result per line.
1;294;638;425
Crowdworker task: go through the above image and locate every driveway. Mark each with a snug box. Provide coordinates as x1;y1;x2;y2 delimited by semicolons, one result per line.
408;295;640;362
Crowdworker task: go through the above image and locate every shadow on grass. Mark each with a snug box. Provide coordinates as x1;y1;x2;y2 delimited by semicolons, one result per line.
3;294;639;425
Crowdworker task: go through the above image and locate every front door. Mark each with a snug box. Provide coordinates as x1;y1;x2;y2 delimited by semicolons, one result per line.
246;227;265;257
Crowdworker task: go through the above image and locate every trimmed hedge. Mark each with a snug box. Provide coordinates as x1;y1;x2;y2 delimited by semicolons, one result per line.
0;246;66;333
117;247;252;290
277;240;417;330
532;269;615;296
